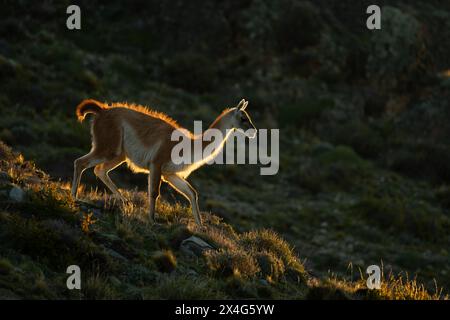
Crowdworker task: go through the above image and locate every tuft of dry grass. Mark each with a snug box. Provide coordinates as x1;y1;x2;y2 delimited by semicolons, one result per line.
197;224;306;283
152;250;177;273
378;272;447;300
310;270;448;300
255;251;286;282
205;248;261;279
81;212;96;234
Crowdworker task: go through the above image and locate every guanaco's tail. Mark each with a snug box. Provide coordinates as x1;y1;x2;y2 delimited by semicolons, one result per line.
76;99;108;122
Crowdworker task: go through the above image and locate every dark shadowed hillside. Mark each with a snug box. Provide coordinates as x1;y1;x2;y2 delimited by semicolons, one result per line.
0;1;449;299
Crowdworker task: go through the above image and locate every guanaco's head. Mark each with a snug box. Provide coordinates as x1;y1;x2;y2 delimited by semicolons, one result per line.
230;99;257;138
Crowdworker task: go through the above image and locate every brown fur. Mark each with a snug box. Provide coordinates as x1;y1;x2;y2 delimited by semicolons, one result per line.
77;99;180;128
72;98;256;226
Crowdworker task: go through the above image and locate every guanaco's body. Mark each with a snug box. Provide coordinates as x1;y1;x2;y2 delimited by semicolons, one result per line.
72;99;256;225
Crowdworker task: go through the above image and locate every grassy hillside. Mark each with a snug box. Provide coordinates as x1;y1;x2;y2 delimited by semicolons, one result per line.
0;142;446;299
0;1;449;299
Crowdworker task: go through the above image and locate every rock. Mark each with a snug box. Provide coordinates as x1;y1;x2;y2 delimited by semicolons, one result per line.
180;236;214;256
9;185;26;202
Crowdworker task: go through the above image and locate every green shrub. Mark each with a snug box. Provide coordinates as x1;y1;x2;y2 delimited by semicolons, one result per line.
317;145;367;167
279;98;335;128
354;195;450;242
83;275;118;300
1;214;113;273
0;258;14;275
325;121;385;158
387;142;450;183
126;264;158;287
222;276;259;299
143;275;226;300
292;145;373;193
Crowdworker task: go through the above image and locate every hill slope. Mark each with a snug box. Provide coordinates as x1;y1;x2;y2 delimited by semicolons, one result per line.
0;142;445;300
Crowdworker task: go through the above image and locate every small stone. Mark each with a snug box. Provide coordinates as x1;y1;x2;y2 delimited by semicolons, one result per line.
180;236;214;256
9;186;26;202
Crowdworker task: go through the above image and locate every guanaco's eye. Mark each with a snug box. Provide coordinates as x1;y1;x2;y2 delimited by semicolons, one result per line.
241;117;248;122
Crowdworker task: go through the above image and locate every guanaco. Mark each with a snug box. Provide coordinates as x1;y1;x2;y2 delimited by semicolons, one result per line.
72;99;256;225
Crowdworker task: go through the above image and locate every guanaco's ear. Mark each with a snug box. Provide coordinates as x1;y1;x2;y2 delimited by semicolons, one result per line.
241;100;248;110
236;99;245;109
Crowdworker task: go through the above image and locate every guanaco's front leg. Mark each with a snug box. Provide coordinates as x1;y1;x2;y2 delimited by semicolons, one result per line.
164;174;202;225
148;164;162;223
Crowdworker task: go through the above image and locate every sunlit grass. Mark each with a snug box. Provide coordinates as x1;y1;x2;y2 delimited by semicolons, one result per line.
311;268;448;300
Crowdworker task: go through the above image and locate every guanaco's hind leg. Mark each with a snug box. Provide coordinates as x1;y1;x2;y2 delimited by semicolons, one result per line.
71;151;104;199
163;174;202;225
74;111;123;200
93;156;126;202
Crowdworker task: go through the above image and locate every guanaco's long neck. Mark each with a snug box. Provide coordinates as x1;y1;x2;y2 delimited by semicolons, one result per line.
191;114;234;165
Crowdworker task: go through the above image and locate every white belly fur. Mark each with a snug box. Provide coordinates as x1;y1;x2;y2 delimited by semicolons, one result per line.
122;122;161;174
121;122;203;178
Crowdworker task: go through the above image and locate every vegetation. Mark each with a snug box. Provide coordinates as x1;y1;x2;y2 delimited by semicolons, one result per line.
0;1;449;299
0;135;447;299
